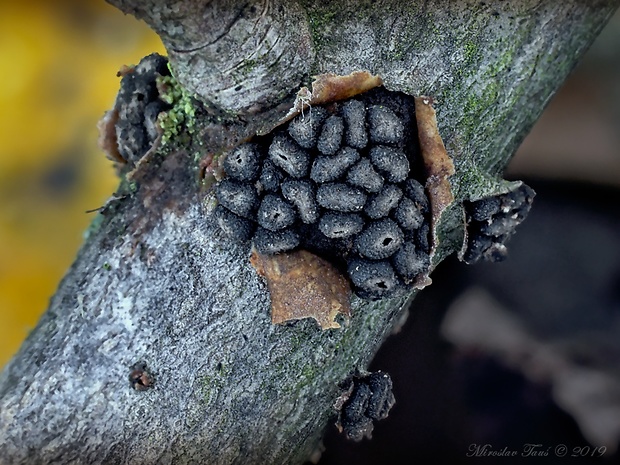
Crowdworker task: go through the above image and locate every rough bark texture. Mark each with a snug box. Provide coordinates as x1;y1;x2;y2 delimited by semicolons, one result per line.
0;1;617;464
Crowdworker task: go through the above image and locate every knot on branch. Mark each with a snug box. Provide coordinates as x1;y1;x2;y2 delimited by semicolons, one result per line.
159;1;314;116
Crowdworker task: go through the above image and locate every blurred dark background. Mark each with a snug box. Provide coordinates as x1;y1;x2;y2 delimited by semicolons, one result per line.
1;2;619;463
319;181;620;464
319;9;620;465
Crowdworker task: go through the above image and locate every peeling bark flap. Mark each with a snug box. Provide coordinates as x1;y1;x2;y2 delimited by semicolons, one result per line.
283;71;383;122
250;249;352;330
414;96;455;268
308;72;384;106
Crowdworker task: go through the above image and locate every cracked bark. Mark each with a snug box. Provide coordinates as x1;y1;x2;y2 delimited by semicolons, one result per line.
0;1;617;464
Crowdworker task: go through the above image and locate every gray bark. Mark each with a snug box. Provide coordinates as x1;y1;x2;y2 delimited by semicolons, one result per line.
0;1;617;464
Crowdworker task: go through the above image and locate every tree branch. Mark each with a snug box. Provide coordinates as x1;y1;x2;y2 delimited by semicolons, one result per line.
0;1;617;463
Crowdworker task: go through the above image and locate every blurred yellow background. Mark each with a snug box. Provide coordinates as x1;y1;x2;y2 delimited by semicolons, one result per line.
0;0;164;367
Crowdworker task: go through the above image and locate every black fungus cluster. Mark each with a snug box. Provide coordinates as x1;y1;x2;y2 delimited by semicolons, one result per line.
463;184;535;264
338;371;395;442
114;53;171;164
214;88;432;300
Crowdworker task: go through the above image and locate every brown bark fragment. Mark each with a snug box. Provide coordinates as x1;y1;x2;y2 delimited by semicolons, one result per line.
414;96;456;260
250;249;352;330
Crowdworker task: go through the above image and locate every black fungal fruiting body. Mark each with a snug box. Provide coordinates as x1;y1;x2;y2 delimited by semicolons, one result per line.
336;371;395;441
462;184;535;264
213;88;432;300
114;53;172;164
129;362;154;391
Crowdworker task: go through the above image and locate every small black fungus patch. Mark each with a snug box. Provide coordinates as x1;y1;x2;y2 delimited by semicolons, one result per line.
213;88;432;300
462;184;535;264
114;53;172;164
129;361;154;391
319;212;365;239
348;258;400;300
223;143;261;182
365;184;403;220
335;371;395;441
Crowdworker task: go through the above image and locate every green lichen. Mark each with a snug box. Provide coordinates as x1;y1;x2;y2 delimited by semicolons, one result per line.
199;362;229;404
487;46;515;77
115;174;139;201
240;58;258;77
469;80;499;115
452;157;503;202
156;72;197;145
464;41;478;63
307;7;338;57
454;77;500;146
158;75;182;106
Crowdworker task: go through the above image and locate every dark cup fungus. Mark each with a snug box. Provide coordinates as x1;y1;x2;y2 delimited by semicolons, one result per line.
462;184;535;264
213;88;433;300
